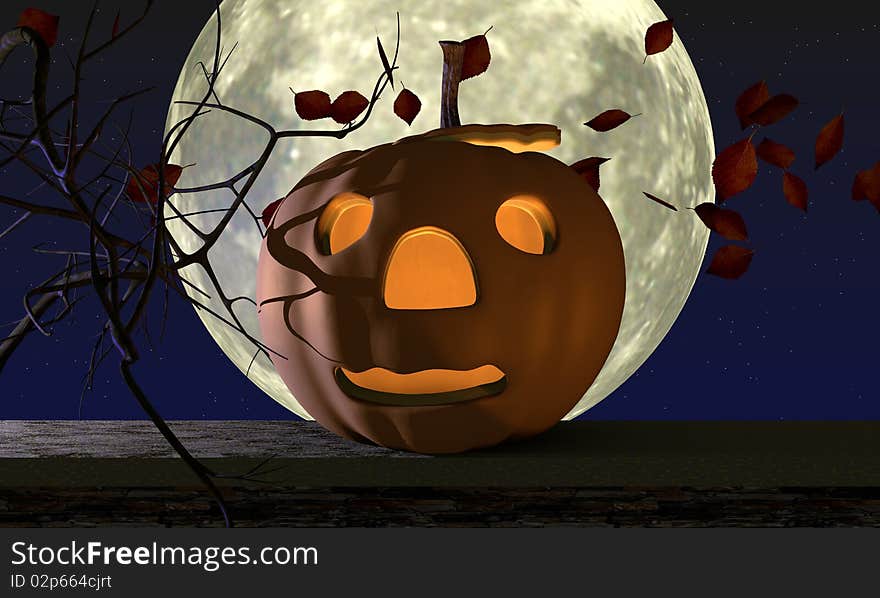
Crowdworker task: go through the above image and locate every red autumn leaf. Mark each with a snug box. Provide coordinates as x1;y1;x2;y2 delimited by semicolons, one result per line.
814;113;844;170
852;162;880;202
126;164;183;203
782;171;808;212
851;172;867;201
584;109;636;132
693;203;749;241
393;88;421;125
17;8;59;47
644;19;674;61
706;245;754;280
112;12;120;38
734;81;769;130
570;157;610;192
330;90;369;124
163;164;184;188
262;198;284;228
756;138;795;170
642;191;677;211
461;33;491;80
293;90;332;121
748;93;799;127
712;138;758;201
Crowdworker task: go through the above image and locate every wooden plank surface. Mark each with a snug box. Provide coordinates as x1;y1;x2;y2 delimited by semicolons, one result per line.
2;420;880;486
3;420;880;526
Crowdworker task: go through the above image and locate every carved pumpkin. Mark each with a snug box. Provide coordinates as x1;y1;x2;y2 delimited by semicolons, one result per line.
257;123;625;453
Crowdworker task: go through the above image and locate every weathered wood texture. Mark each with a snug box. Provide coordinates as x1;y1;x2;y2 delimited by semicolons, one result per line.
4;487;880;528
2;421;880;526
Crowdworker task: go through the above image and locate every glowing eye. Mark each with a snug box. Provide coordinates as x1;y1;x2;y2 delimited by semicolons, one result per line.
495;196;556;255
316;192;373;255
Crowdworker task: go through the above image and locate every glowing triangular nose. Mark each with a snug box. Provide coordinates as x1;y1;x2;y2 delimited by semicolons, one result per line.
383;226;477;310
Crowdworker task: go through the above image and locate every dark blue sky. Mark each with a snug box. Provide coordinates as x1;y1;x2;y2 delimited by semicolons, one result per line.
1;0;878;420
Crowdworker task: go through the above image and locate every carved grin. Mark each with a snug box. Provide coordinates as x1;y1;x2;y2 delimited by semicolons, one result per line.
334;365;507;406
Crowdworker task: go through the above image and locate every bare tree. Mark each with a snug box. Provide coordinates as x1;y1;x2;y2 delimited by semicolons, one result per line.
0;2;401;526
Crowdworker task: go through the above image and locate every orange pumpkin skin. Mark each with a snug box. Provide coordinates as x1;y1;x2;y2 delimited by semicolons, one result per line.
257;129;625;453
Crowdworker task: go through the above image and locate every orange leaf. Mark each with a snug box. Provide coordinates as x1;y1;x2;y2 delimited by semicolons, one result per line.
642;191;677;211
293;90;332;121
852;162;880;202
112;11;120;38
748;93;798;127
756;138;795;169
262;198;284;228
126;164;183;203
734;81;769;130
570;157;610;192
584;109;635;132
330;90;369;124
712;138;758;201
693;203;748;241
461;33;491;80
707;245;754;280
17;8;59;47
782;171;808;212
814;113;844;170
644;19;674;61
393;88;421;125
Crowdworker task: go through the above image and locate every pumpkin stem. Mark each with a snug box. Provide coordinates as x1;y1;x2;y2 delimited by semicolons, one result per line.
439;40;464;128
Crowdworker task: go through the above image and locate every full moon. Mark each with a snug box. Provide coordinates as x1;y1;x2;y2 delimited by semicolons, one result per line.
165;0;714;420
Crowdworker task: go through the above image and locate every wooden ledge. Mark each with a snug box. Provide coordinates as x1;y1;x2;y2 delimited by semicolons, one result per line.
3;421;880;526
2;420;879;488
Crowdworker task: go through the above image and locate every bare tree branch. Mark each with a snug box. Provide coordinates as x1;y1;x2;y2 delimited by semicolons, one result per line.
0;266;146;372
1;3;405;526
0;211;32;240
0;27;63;170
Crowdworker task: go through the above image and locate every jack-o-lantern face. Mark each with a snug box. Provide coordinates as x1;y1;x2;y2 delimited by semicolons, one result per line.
257;124;625;453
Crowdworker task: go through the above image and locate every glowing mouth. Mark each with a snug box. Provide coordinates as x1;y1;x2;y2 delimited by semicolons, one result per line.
334;365;507;406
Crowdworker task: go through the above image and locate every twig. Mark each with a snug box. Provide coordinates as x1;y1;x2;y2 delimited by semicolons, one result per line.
0;211;32;240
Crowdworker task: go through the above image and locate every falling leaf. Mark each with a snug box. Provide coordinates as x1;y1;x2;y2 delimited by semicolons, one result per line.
693;203;749;241
461;32;491;80
814;113;844;170
17;8;60;47
756;138;795;169
642;191;677;211
112;11;120;38
570;157;610;192
393;88;421;125
707;245;754;280
852;162;880;202
377;36;394;88
851;172;867;201
644;19;674;61
782;171;808;212
748;93;798;127
712;138;758;201
262;198;284;228
584;109;636;132
734;81;769;130
330;90;369;124
126;164;183;203
293;89;332;121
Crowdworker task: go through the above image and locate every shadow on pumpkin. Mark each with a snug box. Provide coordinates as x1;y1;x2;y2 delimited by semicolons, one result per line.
256;128;626;454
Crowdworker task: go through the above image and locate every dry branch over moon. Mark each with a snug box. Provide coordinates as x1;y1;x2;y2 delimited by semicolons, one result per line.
165;0;714;420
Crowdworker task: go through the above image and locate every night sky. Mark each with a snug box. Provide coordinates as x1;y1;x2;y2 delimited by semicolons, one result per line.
1;0;878;421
